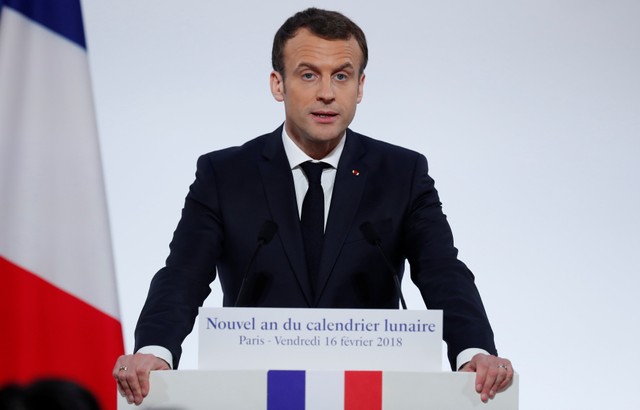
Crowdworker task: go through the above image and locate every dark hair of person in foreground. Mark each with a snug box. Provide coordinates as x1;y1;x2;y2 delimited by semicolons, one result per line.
0;379;100;410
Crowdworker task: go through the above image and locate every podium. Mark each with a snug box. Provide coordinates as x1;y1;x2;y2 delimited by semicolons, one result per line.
118;308;518;408
117;370;518;409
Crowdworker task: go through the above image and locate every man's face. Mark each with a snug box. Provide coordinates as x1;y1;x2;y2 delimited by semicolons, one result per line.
270;28;365;159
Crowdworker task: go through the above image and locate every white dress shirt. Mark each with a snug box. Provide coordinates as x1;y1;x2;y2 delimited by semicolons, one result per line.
281;126;344;226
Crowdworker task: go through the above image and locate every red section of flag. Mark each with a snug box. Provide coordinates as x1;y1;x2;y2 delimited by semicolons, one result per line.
344;370;382;410
0;256;124;410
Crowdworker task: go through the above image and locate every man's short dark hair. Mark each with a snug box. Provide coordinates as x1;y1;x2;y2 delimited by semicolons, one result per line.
272;8;368;77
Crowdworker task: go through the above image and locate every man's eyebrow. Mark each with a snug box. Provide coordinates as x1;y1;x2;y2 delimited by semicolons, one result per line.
335;62;355;72
294;62;320;72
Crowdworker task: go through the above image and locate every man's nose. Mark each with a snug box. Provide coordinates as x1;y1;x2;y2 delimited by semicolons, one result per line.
316;78;335;102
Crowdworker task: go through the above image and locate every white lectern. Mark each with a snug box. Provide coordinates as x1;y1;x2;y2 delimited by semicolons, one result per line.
118;308;518;409
117;370;518;409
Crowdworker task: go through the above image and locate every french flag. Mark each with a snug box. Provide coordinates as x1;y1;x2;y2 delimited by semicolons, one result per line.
268;370;383;410
0;1;124;409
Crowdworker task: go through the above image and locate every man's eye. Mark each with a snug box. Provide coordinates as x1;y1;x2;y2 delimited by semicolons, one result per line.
335;73;348;81
302;73;315;80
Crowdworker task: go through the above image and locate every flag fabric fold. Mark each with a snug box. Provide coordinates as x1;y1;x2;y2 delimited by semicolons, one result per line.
0;1;124;409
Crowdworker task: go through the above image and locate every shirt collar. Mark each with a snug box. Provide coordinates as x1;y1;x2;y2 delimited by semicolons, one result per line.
282;125;345;170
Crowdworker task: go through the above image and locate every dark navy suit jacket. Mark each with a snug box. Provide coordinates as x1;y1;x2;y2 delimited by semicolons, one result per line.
134;126;497;369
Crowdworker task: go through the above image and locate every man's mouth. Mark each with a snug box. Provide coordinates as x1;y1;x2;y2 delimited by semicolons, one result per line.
312;112;338;118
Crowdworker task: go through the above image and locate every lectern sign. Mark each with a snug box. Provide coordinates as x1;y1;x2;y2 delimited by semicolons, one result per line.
198;308;442;371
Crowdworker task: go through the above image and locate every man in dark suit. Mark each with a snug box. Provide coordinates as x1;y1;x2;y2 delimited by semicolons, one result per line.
114;7;513;406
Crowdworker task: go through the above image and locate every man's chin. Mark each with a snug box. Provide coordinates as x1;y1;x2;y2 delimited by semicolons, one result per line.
308;124;347;142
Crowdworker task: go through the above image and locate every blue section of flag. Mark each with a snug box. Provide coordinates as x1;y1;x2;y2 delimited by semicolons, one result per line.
3;0;86;49
267;370;306;410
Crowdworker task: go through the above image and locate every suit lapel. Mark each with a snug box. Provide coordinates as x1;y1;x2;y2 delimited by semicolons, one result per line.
258;127;313;306
315;130;368;305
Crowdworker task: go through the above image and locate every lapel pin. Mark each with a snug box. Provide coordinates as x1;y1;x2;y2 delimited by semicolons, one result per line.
352;169;360;176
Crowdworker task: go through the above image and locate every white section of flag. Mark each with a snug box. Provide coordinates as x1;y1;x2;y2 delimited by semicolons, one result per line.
0;7;119;319
306;371;344;410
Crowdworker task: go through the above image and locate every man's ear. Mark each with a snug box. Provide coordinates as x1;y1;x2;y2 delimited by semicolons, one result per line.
356;73;366;104
270;71;285;102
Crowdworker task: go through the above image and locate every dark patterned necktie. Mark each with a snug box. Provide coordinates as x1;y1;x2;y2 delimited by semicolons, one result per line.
299;161;330;297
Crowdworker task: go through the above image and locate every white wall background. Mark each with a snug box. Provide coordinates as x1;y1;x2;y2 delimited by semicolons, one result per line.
82;1;640;409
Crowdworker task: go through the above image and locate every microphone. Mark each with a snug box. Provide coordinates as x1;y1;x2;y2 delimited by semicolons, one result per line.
360;222;407;310
234;220;278;307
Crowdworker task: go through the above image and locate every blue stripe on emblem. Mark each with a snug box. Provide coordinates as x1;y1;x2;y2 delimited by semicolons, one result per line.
268;370;306;410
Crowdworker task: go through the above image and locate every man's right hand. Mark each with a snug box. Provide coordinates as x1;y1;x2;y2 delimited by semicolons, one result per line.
113;353;171;405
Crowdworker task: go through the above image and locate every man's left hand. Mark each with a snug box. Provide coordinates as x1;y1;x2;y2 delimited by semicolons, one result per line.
459;353;514;403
